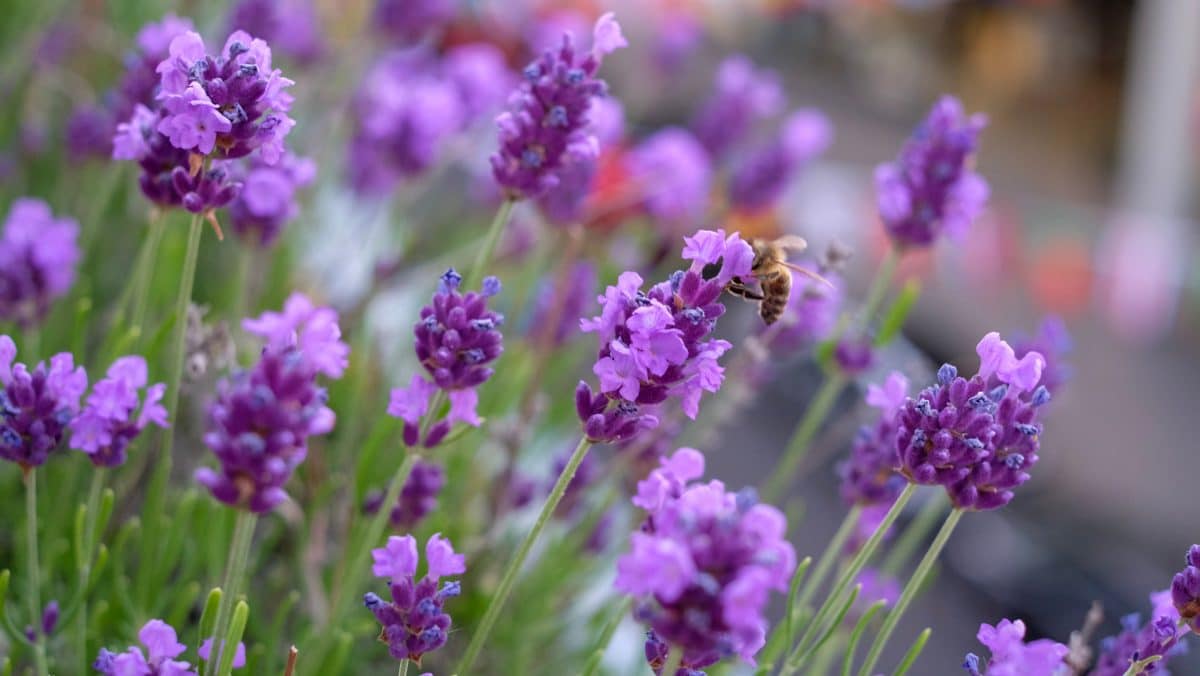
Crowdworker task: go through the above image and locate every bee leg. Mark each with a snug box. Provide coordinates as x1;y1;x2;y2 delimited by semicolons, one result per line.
726;281;765;301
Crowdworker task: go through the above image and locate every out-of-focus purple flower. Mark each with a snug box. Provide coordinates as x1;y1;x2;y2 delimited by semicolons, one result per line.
838;372;908;506
443;44;515;120
227;152;316;246
1091;610;1185;676
536;98;624;226
491;13;626;200
876;96;988;249
896;333;1047;511
40;600;59;637
691;56;783;160
0;198;80;327
226;0;324;65
364;460;446;530
577;230;749;442
525;10;591;54
527;261;597;347
729;110;832;213
852;568;899;614
834;338;874;376
93;619;196;675
644;629;708;675
962;618;1068;676
1011;316;1072;396
387;270;504;447
627;128;711;227
653;11;703;76
66;105;114;159
138;15;196;56
198;639;247;670
243;292;349;379
69;356;168;467
365;534;464;664
616;447;795;669
1172;544;1200;635
195;341;335;512
374;0;455;43
0;336;86;469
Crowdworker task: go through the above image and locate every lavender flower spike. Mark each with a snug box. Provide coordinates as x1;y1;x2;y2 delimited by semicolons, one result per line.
70;355;168;467
837;371;908;507
365;534;466;664
962;618;1069;676
0;335;87;469
0;198;80;327
1171;544;1200;635
243;292;349;379
490;13;627;199
691;55;783;160
876;95;988;249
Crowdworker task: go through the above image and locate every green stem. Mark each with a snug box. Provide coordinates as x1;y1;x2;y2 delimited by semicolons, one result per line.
661;645;683;676
131;211;166;340
762;373;847;503
856;508;964;676
858;249;898;333
456;436;593;674
205;511;257;676
794;505;862;626
140;211;203;610
580;598;633;676
25;470;48;676
77;469;105;675
786;484;917;671
882;492;947;576
464;199;515;290
398;660;409;676
230;245;254;322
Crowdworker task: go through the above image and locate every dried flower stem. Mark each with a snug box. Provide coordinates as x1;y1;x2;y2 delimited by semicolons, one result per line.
856;508;964;676
25;470;48;676
204;510;257;676
457;436;593;674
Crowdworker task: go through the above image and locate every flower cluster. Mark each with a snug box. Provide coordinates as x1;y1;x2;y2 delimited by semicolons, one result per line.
1171;544;1200;635
896;333;1049;510
1092;609;1183;676
876;95;989;249
69;356;168;467
349;44;512;195
535;98;625;226
616;448;796;671
387;270;504;448
626;128;713;227
94;619;245;675
0;336;87;469
196;294;344;511
373;0;455;43
690;55;783;160
365;534;465;664
576;229;749;443
227;152;316;247
837;371;909;507
490;13;627;199
0;198;80;327
225;0;324;65
728;109;832;213
962;618;1068;676
364;460;446;530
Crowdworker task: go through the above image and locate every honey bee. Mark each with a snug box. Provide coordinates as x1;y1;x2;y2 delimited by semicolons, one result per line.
725;235;832;325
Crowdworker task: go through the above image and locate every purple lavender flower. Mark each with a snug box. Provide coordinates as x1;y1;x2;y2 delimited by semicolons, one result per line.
94;619;207;675
243;292;350;379
535;98;624;226
527;261;597;347
0;336;87;469
897;333;1048;510
645;629;708;676
834;338;874;376
373;0;455;43
838;372;908;506
226;0;324;64
961;618;1068;676
154;30;295;162
576;229;750;444
387;270;504;447
490;13;627;200
729;110;832;213
1092;611;1183;676
194;343;334;513
364;460;446;530
67;105;115;158
691;56;783;160
627;128;712;227
1171;544;1200;635
443;43;515;120
69;356;168;467
616;448;796;668
0;198;80;327
365;534;465;664
227;152;316;246
876;96;989;249
1012;316;1072;396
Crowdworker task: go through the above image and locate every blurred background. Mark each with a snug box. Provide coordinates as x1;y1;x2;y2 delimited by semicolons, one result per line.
2;0;1198;672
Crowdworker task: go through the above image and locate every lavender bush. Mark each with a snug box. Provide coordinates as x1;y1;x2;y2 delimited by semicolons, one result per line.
0;3;1194;676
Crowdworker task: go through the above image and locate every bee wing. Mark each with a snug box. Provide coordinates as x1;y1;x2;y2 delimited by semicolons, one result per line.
772;235;809;254
781;261;834;287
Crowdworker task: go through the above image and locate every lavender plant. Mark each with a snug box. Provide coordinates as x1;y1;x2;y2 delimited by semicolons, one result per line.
0;4;1195;676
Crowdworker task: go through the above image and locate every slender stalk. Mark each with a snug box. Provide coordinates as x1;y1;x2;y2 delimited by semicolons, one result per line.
580;598;634;676
786;484;916;669
794;506;862;625
24;471;48;675
882;492;947;576
398;660;409;676
131;211;166;339
77;469;106;675
661;645;683;676
230;245;254;323
464;199;516;289
205;511;258;676
140;211;203;609
856;508;964;676
762;373;847;503
456;436;593;674
857;249;898;333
